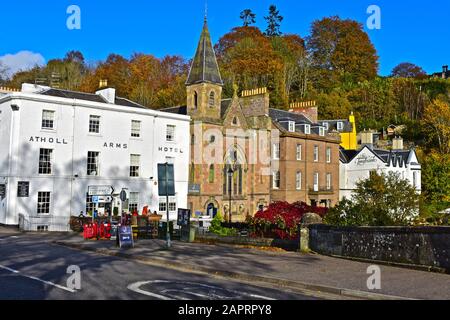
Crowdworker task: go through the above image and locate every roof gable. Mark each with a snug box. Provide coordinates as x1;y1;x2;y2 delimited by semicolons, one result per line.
347;146;385;166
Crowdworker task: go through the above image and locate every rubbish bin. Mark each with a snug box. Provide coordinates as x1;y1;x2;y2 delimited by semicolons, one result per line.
159;221;174;239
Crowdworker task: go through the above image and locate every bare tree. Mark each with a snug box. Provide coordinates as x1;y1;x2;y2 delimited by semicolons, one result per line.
0;61;9;85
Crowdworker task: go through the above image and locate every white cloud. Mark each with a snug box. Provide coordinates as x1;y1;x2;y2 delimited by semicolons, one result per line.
0;51;45;78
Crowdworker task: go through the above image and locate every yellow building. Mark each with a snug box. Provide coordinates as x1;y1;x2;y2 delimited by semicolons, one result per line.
319;113;357;150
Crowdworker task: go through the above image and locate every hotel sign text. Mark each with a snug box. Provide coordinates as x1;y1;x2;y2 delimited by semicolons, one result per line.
158;146;184;154
29;136;68;144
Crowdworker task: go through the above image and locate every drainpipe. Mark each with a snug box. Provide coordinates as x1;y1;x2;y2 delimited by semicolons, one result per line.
8;104;20;225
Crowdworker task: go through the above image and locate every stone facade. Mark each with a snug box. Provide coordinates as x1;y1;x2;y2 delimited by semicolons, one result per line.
308;224;450;272
271;134;340;206
163;20;341;221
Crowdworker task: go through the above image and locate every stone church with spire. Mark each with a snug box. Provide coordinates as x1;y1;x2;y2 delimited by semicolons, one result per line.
163;19;341;221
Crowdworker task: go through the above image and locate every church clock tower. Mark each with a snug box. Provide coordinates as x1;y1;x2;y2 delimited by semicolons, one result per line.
186;18;223;121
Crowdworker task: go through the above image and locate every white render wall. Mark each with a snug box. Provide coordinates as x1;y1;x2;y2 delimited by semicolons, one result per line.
340;147;421;201
0;91;190;229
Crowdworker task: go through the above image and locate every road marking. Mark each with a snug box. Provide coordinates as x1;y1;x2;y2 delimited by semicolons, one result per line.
0;265;19;273
0;236;19;241
0;264;75;293
127;281;172;300
128;280;275;300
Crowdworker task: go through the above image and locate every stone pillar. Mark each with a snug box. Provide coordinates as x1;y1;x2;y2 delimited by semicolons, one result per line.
298;212;323;254
299;224;310;253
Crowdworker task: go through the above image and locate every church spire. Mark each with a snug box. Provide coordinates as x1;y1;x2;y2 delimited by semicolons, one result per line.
186;19;223;86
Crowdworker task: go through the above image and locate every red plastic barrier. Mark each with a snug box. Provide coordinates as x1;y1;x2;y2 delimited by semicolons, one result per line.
83;222;112;240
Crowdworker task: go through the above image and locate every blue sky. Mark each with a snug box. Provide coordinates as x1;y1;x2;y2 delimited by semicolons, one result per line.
0;0;449;76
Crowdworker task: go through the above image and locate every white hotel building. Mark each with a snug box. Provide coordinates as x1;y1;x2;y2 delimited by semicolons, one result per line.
339;137;422;201
0;83;190;231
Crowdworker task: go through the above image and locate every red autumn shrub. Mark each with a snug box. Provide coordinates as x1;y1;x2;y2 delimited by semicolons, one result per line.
250;201;327;240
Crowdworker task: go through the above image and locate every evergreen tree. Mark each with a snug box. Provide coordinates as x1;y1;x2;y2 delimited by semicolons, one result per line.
264;5;283;36
240;9;256;27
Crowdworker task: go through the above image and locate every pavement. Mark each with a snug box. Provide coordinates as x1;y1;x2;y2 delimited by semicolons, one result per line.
1;226;449;300
50;231;450;300
0;228;341;300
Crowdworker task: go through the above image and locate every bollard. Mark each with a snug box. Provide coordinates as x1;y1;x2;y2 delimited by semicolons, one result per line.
299;224;310;253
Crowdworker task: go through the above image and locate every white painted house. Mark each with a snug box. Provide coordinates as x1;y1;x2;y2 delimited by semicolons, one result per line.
339;139;421;201
0;83;190;231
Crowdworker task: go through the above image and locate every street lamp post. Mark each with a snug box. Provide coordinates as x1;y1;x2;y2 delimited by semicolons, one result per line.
165;162;171;249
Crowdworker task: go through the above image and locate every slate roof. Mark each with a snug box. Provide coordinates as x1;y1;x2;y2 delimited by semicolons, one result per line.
161;105;188;115
161;102;332;137
269;108;312;125
186;20;223;86
39;88;147;109
40;88;106;103
319;119;353;133
339;149;359;163
340;146;417;168
221;99;232;118
161;99;232;118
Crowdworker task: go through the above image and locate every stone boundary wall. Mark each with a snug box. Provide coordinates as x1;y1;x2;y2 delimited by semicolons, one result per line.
308;224;450;271
195;234;299;251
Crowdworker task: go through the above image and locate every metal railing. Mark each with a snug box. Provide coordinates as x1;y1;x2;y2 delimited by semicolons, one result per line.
308;186;334;194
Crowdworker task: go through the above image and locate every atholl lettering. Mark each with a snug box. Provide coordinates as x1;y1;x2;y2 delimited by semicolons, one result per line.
29;136;68;144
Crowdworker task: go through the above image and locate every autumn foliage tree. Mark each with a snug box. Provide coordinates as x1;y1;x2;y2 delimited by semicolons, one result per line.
307;16;379;91
215;25;306;108
79;53;188;108
391;62;428;79
421;97;450;154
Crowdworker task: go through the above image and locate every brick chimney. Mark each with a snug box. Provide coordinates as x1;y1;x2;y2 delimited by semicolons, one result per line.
289;101;318;123
96;80;116;104
392;136;404;151
443;65;449;79
240;87;270;117
361;129;374;149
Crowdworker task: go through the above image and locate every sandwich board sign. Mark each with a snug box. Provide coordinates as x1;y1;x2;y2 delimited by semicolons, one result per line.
177;208;191;227
118;226;134;249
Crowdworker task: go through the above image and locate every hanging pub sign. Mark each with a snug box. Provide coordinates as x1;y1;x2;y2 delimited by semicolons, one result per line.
17;181;30;198
0;184;6;199
157;163;175;196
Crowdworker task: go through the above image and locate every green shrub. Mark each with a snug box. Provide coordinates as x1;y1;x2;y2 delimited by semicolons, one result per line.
209;212;238;236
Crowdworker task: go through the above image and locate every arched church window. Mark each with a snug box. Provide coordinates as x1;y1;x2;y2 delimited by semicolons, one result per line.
209;91;215;108
194;91;198;109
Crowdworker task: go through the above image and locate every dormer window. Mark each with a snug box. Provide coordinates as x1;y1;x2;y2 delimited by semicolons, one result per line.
304;124;311;135
232;117;239;126
319;127;325;136
337;122;344;131
288;121;295;132
323;122;329;131
209;91;215;108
